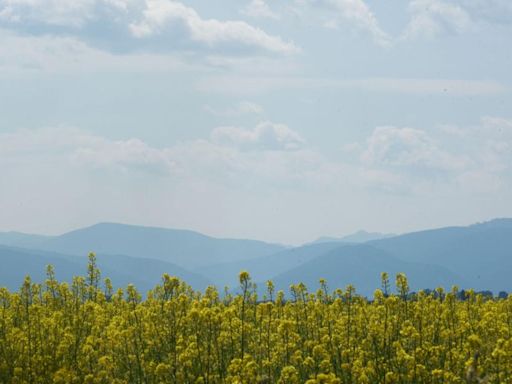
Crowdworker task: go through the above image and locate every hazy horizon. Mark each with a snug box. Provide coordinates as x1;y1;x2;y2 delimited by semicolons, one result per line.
1;217;510;247
1;0;511;244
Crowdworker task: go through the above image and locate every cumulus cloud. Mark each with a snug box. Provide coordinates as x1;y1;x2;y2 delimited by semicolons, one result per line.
0;0;111;27
129;0;298;54
2;119;512;241
0;0;299;55
211;121;305;151
402;0;471;40
341;118;512;194
360;126;469;171
241;0;279;20
0;28;196;73
73;138;179;175
323;0;390;45
402;0;512;40
461;0;512;25
0;126;178;174
3;120;509;195
0;125;348;242
0;123;312;184
295;0;391;46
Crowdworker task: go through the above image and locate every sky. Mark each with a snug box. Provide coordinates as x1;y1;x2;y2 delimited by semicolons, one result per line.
0;0;511;244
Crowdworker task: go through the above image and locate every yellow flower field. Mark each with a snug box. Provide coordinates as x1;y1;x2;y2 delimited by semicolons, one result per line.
0;254;511;383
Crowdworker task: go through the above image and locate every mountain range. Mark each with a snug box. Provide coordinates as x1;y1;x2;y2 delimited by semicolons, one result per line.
311;230;396;244
0;222;285;269
0;219;511;296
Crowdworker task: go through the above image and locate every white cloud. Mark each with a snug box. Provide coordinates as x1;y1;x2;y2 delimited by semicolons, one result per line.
211;121;305;151
0;123;311;183
0;0;100;27
0;125;348;243
2;119;512;242
324;0;390;46
360;126;469;171
342;118;512;194
0;0;299;55
0;28;195;73
0;126;177;174
73;138;178;174
241;0;279;20
293;0;391;46
130;0;299;54
461;0;512;25
8;120;498;197
403;0;471;40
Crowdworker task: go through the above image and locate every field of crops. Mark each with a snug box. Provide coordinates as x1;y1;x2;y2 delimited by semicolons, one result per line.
0;253;511;384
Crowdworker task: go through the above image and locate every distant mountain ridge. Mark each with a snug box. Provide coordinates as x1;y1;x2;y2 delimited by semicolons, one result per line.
269;244;467;297
368;218;512;292
0;231;51;248
0;244;212;293
0;222;285;269
312;230;396;244
1;219;512;296
197;241;344;288
206;218;512;294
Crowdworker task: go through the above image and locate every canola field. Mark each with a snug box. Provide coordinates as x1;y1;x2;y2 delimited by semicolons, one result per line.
0;254;511;383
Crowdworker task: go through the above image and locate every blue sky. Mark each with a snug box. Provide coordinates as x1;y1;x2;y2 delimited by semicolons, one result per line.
0;0;511;244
